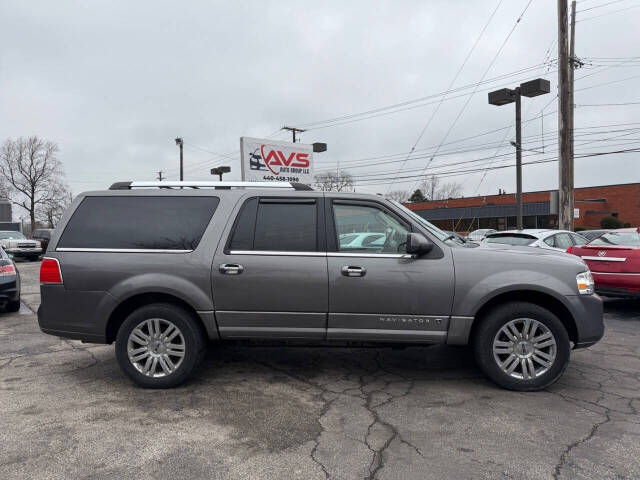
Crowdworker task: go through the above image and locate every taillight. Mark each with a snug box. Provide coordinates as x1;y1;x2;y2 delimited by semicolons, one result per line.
0;264;16;276
40;257;63;284
566;246;573;254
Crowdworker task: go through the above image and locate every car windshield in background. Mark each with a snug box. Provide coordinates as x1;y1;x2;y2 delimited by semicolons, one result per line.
485;234;537;246
389;200;450;242
0;232;25;240
590;231;640;246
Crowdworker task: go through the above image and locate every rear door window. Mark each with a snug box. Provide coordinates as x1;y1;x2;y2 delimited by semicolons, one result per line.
228;198;318;252
58;196;219;250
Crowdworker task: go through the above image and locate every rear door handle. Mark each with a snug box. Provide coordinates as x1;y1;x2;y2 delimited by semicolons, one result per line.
341;266;366;277
219;263;244;275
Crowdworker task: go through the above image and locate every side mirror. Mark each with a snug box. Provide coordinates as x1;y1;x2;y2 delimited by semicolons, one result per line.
406;232;433;256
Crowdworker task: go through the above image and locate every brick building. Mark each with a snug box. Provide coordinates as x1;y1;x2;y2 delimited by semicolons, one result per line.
405;182;640;232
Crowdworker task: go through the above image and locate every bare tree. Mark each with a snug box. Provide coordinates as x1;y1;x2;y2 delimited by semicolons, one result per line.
38;183;72;228
417;175;463;201
384;190;410;203
314;170;354;192
0;137;67;231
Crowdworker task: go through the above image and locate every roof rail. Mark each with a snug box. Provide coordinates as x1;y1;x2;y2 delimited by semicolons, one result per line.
108;181;314;191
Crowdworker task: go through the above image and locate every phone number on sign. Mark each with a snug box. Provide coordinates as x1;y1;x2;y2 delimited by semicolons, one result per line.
261;176;300;182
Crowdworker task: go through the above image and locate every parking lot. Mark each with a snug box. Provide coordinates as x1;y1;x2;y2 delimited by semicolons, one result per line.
0;261;638;479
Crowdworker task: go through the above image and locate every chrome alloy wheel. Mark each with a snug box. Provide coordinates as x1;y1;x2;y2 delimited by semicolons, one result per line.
127;318;186;377
492;318;557;380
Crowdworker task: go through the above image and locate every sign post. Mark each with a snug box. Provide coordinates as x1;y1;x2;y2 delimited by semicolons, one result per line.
240;137;314;186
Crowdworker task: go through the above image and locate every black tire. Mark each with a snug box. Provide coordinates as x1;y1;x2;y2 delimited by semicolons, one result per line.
473;302;571;391
115;303;206;388
4;300;20;313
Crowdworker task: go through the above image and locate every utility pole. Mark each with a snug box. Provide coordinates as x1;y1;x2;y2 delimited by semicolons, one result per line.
175;137;184;181
558;0;573;230
157;171;164;181
281;126;306;143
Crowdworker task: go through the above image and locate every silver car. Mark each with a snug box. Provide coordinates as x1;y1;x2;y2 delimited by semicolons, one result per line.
37;181;603;391
482;229;588;252
466;228;497;242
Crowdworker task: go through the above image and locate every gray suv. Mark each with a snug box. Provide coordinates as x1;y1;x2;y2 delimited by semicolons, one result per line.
38;181;604;390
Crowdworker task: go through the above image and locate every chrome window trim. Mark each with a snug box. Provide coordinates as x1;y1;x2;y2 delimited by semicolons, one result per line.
56;248;193;253
229;250;325;257
228;250;414;258
581;256;626;262
328;252;415;259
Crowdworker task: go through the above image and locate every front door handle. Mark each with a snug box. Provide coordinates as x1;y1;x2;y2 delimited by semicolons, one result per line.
219;263;244;275
341;266;366;277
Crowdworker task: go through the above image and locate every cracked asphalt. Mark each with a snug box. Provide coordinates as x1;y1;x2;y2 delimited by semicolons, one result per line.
1;261;639;479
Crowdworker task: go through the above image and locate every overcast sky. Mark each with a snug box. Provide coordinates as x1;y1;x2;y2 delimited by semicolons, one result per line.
1;0;639;198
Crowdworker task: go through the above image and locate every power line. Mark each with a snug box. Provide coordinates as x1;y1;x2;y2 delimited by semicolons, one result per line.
386;0;505;192
576;2;640;21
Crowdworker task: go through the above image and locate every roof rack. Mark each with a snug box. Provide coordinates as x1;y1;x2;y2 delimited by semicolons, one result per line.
109;181;314;191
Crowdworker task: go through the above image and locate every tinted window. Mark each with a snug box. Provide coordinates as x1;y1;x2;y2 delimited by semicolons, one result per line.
58;196;219;250
333;203;409;254
228;198;258;250
485;235;536;246
253;200;317;251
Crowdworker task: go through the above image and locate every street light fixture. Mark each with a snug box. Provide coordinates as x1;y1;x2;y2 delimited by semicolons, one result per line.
488;78;550;230
210;166;231;181
175;137;184;181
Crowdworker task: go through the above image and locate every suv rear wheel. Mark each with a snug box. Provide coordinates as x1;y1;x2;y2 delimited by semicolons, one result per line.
473;302;570;391
115;303;206;388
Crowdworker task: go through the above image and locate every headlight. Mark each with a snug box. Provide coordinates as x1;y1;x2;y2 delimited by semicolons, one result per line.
576;271;594;295
35;240;41;248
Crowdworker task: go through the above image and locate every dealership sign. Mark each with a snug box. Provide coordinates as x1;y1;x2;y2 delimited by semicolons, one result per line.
240;137;314;185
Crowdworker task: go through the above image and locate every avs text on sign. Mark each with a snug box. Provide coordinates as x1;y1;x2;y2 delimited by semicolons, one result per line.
240;137;314;185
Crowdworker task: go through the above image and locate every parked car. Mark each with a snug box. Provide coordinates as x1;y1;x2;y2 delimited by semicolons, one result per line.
339;232;386;250
466;229;496;242
578;229;610;242
566;228;640;298
38;181;603;391
32;228;55;253
0;231;42;261
482;229;588;252
0;246;20;312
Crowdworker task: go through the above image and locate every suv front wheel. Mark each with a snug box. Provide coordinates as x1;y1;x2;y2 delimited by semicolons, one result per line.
115;303;206;388
473;302;571;391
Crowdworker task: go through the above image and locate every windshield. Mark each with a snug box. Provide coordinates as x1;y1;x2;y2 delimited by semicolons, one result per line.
590;231;640;246
389;200;450;242
0;231;25;240
485;234;536;246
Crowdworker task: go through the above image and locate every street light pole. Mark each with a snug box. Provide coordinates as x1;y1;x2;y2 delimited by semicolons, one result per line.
515;87;523;229
489;78;550;230
175;137;184;181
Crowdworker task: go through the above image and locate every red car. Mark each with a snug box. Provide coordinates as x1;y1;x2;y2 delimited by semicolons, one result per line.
567;228;640;298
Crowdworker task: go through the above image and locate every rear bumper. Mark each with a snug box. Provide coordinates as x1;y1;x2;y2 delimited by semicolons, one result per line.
566;293;605;349
595;286;640;299
0;276;19;302
37;285;116;343
592;272;640;297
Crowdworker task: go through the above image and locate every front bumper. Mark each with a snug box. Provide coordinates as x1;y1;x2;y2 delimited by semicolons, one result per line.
566;293;605;349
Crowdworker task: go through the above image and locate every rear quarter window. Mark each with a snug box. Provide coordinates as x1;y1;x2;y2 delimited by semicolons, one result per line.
57;196;219;250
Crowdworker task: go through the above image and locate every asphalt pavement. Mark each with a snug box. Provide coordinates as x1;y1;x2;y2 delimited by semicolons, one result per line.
1;261;639;479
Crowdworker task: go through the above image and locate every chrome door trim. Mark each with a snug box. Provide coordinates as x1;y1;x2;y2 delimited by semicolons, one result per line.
229;250;326;257
327;328;446;343
581;256;626;262
592;271;640;276
56;247;193;253
328;252;415;259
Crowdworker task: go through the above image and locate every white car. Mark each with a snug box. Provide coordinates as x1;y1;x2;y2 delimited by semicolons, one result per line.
466;229;497;242
0;231;42;261
339;232;386;250
481;229;588;252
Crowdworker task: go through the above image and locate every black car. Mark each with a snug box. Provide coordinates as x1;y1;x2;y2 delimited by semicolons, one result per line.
32;228;55;253
0;246;20;312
